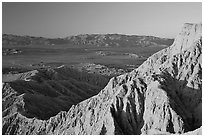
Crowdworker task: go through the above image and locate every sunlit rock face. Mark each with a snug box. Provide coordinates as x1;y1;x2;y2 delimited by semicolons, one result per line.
2;23;202;135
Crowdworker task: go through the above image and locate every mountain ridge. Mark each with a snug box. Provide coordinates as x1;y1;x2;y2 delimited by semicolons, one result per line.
2;33;174;47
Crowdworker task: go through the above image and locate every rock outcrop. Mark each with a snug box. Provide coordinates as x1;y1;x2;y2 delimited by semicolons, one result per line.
2;23;202;135
2;48;22;56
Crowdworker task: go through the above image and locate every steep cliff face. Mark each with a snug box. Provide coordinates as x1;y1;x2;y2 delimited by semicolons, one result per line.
2;23;202;135
135;23;202;130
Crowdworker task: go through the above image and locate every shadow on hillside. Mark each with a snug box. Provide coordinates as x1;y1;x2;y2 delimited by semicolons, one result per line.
2;67;110;120
157;71;202;132
109;93;145;134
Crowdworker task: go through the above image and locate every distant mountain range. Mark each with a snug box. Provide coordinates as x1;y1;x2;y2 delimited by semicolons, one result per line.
2;34;174;47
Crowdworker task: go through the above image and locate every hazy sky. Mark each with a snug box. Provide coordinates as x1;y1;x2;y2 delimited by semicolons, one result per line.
2;2;202;38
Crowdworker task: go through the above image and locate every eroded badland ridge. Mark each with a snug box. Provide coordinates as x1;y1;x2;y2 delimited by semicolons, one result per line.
2;23;202;135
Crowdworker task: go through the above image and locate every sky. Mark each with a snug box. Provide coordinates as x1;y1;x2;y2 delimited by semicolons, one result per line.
2;2;202;38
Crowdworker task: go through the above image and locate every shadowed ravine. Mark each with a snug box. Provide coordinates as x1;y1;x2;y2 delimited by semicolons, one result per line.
2;67;109;120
